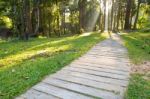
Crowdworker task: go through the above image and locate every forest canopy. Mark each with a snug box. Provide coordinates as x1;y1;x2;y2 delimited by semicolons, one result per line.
0;0;150;40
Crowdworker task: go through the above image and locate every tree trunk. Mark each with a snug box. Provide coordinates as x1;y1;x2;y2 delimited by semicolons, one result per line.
63;11;66;34
110;0;114;31
120;7;124;30
78;0;86;32
34;0;40;35
117;1;120;31
23;0;32;40
124;0;132;30
133;0;141;29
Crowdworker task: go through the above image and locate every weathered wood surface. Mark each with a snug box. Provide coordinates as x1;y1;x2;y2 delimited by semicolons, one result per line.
16;34;130;99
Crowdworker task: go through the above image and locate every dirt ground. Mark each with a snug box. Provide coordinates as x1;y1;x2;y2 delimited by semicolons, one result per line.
131;61;150;80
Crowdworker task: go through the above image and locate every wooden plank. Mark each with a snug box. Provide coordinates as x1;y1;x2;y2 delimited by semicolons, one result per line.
83;54;127;59
73;60;130;71
89;49;127;53
71;62;130;72
77;57;130;65
89;52;126;55
87;50;128;57
63;67;129;81
81;55;129;62
43;78;122;99
82;54;129;60
72;61;130;72
16;89;59;99
92;46;127;51
86;53;127;58
91;47;127;50
33;83;92;99
70;64;129;76
85;54;127;58
51;74;125;94
95;41;125;47
57;70;128;87
79;55;128;62
87;53;127;56
90;46;127;51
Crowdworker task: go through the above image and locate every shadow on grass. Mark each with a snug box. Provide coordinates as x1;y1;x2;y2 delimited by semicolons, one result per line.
0;33;105;99
0;35;88;69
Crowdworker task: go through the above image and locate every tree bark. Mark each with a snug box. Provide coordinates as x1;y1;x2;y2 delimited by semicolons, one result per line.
23;0;32;40
78;0;86;31
117;1;120;31
124;0;132;30
133;0;141;29
110;0;114;31
34;0;40;35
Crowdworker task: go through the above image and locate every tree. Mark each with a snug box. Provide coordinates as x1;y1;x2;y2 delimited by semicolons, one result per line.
32;0;40;35
78;0;87;32
124;0;132;30
133;0;141;29
0;0;149;39
23;0;32;40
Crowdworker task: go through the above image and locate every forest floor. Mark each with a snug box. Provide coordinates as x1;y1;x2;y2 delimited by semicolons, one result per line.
0;33;105;99
121;31;150;99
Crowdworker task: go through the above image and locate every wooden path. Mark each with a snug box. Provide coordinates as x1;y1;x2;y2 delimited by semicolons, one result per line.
16;33;130;99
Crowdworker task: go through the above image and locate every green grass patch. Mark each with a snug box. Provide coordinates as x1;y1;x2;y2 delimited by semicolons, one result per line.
0;33;105;99
125;74;150;99
121;32;150;64
121;31;150;99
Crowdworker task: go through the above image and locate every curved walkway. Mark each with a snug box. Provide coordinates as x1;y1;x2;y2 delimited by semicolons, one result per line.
16;33;130;99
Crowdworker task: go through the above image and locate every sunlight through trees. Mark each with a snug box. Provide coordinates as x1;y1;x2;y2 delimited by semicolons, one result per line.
0;0;149;40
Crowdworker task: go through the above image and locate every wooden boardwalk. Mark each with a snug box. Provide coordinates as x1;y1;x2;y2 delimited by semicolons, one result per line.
16;34;130;99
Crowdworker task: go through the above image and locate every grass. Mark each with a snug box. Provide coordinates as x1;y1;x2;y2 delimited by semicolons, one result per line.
121;31;150;99
121;32;150;64
0;33;105;99
125;74;150;99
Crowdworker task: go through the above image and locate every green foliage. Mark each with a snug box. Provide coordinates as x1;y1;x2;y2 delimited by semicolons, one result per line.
69;11;79;25
138;17;147;28
0;0;149;37
0;0;10;16
0;33;105;99
137;4;150;29
0;16;12;28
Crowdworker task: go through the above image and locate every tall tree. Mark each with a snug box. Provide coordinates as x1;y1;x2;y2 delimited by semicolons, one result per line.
33;0;40;35
124;0;132;30
133;0;141;29
78;0;87;32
